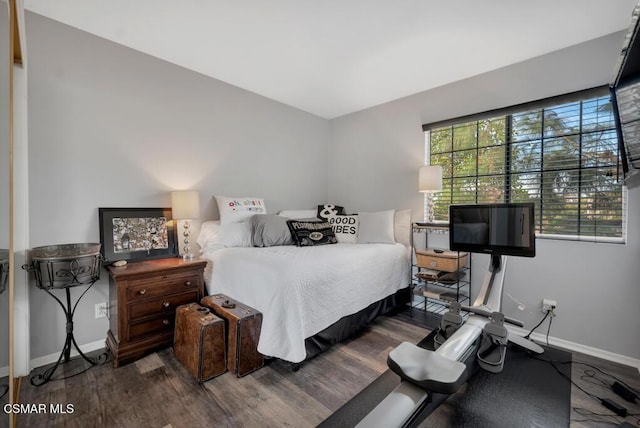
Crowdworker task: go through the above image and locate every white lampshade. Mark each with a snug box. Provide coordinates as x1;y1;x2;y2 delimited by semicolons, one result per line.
171;190;200;220
418;165;443;192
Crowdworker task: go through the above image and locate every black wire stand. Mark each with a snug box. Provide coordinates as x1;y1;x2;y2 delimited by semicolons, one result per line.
23;243;109;386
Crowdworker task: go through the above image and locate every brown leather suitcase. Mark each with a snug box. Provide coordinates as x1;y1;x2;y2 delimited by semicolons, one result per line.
201;294;264;377
174;303;226;382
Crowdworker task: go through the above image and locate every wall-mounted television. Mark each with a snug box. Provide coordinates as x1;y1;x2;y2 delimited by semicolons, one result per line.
611;3;640;188
449;203;536;257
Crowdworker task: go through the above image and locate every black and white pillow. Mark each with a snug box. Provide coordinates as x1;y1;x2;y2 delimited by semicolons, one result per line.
286;220;338;247
316;204;345;221
327;214;359;244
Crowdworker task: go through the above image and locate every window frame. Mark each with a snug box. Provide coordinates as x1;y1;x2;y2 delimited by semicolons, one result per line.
423;86;627;244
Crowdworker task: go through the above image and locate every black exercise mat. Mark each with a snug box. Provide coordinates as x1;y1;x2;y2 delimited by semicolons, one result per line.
320;330;571;428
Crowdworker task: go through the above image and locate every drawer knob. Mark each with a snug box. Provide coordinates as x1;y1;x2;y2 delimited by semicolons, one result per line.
162;319;170;326
184;280;192;287
139;289;147;295
162;275;168;280
162;301;170;308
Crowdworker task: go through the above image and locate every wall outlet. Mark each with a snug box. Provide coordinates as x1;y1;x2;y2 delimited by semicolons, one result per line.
95;302;108;319
542;299;557;313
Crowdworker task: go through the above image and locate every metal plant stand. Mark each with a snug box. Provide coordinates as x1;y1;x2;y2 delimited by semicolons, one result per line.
24;243;108;386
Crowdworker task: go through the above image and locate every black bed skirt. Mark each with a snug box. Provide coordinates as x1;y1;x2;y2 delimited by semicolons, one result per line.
304;287;411;360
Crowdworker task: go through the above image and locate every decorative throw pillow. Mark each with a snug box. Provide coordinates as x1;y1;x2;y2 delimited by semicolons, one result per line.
316;204;345;221
215;196;267;225
357;210;396;244
250;214;295;247
287;220;337;247
326;214;359;244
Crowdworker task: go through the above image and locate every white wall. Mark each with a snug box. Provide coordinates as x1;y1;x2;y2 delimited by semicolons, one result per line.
0;0;9;371
329;32;640;361
26;12;329;360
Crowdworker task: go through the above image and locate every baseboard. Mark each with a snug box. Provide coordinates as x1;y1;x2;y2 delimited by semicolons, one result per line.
509;326;640;372
30;339;107;371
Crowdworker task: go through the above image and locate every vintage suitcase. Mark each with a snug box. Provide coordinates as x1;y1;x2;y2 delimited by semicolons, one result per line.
201;294;264;377
174;303;227;382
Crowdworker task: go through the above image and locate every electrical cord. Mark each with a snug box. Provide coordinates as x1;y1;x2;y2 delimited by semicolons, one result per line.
545;309;554;346
572;407;629;426
534;357;640;425
524;309;551;339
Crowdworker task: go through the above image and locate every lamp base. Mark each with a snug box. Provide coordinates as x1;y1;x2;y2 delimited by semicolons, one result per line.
426;193;435;223
182;253;195;260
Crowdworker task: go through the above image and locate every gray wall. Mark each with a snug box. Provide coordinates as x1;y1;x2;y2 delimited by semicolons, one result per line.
329;32;640;360
26;12;329;360
26;11;640;363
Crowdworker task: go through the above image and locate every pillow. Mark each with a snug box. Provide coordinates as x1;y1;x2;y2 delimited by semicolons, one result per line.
277;210;318;219
250;214;295;247
394;209;412;247
215;196;267;225
195;220;252;250
287;220;337;247
357;210;396;244
196;220;221;250
327;214;359;244
317;204;345;221
218;222;253;247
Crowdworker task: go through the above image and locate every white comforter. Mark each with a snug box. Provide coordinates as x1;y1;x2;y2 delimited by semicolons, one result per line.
202;243;410;363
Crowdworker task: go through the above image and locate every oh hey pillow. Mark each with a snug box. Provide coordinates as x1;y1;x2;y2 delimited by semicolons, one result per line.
215;196;267;225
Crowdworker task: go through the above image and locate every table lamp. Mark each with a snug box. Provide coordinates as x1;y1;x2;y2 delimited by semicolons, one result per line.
418;165;442;223
171;190;200;259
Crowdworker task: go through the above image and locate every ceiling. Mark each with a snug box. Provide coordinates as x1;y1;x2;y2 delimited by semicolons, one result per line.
24;0;639;119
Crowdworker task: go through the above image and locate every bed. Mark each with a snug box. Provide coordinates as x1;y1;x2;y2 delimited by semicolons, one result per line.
197;203;412;364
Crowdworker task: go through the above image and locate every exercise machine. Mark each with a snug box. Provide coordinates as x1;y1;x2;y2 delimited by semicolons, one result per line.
357;255;543;427
356;203;543;427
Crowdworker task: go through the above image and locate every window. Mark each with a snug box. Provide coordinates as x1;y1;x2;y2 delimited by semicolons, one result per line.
424;87;626;242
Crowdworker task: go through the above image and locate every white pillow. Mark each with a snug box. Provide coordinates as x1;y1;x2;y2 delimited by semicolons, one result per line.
327;214;359;244
215;196;267;225
357;210;396;244
196;220;221;250
195;220;252;251
219;221;253;247
394;209;412;247
277;210;318;219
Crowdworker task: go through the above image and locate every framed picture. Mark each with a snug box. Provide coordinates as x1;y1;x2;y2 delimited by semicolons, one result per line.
98;208;177;264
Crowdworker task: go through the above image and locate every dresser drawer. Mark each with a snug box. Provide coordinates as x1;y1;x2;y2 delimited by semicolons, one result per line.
128;290;199;321
127;273;199;301
128;314;175;342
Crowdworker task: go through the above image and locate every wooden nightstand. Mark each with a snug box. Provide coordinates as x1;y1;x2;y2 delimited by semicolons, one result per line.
105;257;207;367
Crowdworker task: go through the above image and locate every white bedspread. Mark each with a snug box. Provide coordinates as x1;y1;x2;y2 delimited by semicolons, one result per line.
201;243;410;363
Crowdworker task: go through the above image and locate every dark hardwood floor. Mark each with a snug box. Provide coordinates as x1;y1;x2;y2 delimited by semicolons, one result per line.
15;309;640;427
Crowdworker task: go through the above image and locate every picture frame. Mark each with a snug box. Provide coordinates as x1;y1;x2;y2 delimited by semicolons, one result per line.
98;208;177;265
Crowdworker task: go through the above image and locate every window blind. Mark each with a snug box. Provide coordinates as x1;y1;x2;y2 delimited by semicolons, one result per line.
424;87;626;242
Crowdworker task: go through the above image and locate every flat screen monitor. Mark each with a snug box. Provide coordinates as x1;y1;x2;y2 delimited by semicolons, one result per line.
449;203;536;257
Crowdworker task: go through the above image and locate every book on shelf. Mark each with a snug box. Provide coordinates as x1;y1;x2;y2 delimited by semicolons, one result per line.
423;290;462;302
